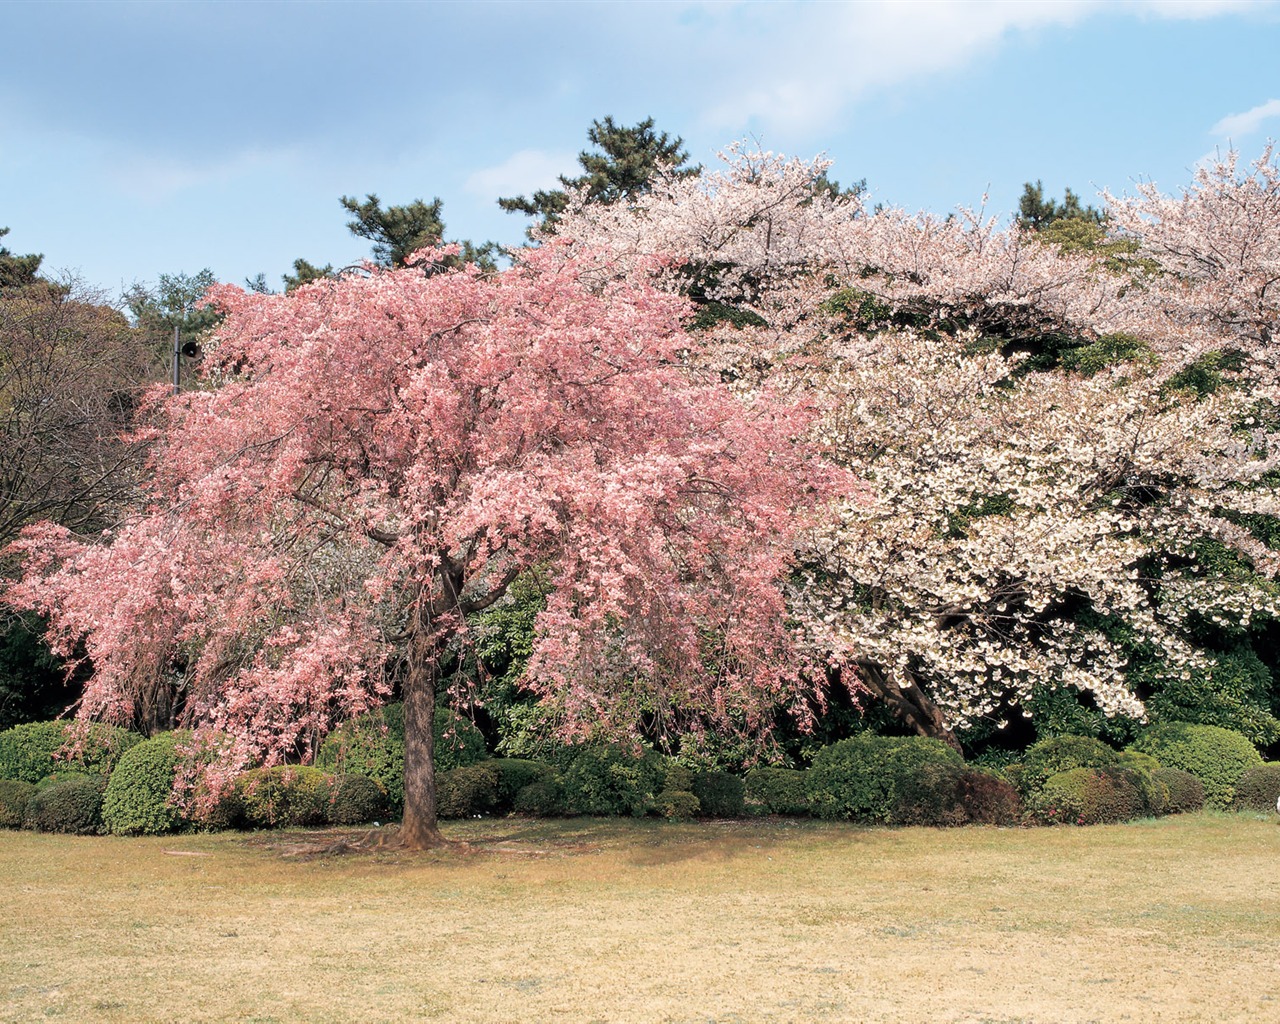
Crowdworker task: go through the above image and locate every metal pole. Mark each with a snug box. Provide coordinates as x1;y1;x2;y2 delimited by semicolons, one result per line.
172;324;180;395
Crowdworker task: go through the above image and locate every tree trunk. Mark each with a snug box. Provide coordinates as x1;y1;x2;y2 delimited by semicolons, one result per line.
399;603;444;850
853;659;963;753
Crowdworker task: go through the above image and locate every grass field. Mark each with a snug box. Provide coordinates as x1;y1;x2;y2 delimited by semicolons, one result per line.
1;813;1277;1023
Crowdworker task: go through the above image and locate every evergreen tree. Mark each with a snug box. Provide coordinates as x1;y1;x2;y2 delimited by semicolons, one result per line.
499;116;700;234
0;228;42;291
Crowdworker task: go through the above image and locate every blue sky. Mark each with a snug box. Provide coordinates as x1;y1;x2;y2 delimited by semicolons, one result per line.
2;0;1278;296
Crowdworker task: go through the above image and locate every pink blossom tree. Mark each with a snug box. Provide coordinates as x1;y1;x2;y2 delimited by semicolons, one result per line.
6;245;834;848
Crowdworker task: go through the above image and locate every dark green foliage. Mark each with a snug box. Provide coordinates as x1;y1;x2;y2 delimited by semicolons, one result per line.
1146;645;1280;748
1152;767;1205;813
1163;349;1247;399
656;789;700;819
1031;767;1148;825
434;708;488;771
1132;721;1262;809
744;767;810;816
0;720;141;784
338;194;495;272
124;269;221;371
235;765;332;829
0;613;73;731
1059;333;1153;376
661;763;695;793
1016;734;1121;799
23;775;105;834
805;734;965;821
327;774;387;825
499;116;699;234
1017;182;1102;232
0;226;43;289
315;704;487;812
1232;763;1280;812
101;732;186;835
558;744;665;817
513;777;566;816
690;771;746;818
488;758;551;811
889;762;969;826
0;778;36;827
436;763;501;818
282;258;334;292
888;765;1022;827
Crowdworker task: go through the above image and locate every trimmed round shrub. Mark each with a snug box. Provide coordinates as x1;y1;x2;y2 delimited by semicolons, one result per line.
955;771;1021;826
1031;767;1147;825
315;704;488;813
236;765;333;829
559;744;665;817
1153;767;1204;814
436;763;501;818
489;758;551;811
0;720;141;784
806;735;965;822
1233;763;1280;812
24;775;106;834
0;778;37;828
1132;722;1262;809
887;765;1021;827
1016;735;1120;799
656;789;700;819
102;732;188;836
513;777;565;816
745;767;810;816
691;771;745;818
327;773;388;825
661;763;696;794
889;761;968;826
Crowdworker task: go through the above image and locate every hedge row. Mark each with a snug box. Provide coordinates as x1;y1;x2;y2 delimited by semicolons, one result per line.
2;715;1272;834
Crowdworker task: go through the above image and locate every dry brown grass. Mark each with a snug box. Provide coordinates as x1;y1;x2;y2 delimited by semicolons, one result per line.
2;813;1278;1023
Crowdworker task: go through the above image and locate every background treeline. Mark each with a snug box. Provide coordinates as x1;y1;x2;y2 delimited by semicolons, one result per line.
3;117;1280;832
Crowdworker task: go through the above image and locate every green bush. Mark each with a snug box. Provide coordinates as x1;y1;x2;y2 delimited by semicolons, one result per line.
806;735;965;822
23;775;106;834
101;732;188;836
0;778;37;827
315;704;488;813
436;763;501;818
889;762;969;827
327;773;387;825
488;758;551;811
1132;722;1262;809
656;789;700;819
1152;767;1204;814
661;763;696;794
690;771;745;818
1031;767;1148;825
745;767;809;816
513;777;565;816
559;744;665;817
1232;763;1280;812
887;765;1021;827
236;766;332;829
1016;734;1120;799
0;720;141;784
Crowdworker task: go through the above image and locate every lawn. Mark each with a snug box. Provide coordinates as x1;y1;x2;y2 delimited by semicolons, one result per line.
1;813;1277;1023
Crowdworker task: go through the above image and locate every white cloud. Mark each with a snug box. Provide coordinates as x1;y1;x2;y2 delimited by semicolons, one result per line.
692;0;1267;143
464;149;577;202
1211;99;1280;139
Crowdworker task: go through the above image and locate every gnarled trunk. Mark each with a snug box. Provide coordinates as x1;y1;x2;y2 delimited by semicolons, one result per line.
853;659;963;753
398;596;447;850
